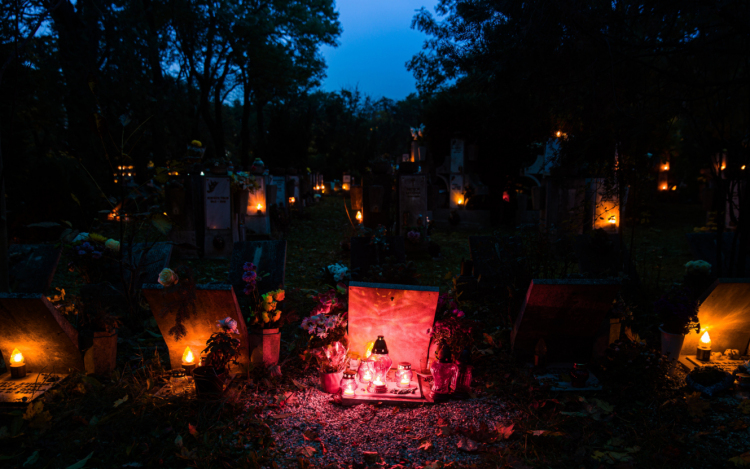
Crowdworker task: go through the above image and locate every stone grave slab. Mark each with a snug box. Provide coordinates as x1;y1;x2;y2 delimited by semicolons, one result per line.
348;282;439;370
228;240;287;294
0;293;83;378
272;176;287;206
398;175;428;235
511;279;621;362
8;244;62;293
287;176;300;201
678;279;750;371
350;236;406;280
142;284;249;371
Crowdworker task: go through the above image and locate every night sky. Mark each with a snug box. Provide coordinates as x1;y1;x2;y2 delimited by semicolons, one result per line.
319;0;440;101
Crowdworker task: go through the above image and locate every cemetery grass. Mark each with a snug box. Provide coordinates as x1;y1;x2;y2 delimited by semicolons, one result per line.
6;197;750;468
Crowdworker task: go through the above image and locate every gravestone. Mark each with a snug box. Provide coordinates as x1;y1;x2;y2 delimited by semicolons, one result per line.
511;279;620;362
362;172;393;229
449;174;464;209
573;233;635;280
204;176;235;258
286;175;300;201
348;282;439;368
678;279;750;371
228;240;287;294
349;237;406;280
8;244;62;293
450;139;464;173
468;236;504;289
0;293;84;375
343;172;351;190
141;284;250;371
166;175;202;258
398;175;428;235
272;176;287;206
244;177;270;235
123;242;173;287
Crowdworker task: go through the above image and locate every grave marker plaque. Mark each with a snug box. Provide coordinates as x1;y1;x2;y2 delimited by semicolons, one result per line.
511;279;620;362
679;279;750;372
273;176;287;206
348;282;439;368
0;293;84;378
8;244;62;293
142;284;250;370
398;175;428;235
228;240;287;294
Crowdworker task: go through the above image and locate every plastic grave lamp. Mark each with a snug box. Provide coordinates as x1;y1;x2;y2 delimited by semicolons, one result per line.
396;362;413;388
697;331;712;361
662;162;670;171
356;211;362;223
342;183;350;191
256;203;263;214
182;346;197;374
368;336;392;394
289;197;295;205
457;198;464;206
608;215;617;225
340;370;357;396
661;183;668;191
10;347;26;379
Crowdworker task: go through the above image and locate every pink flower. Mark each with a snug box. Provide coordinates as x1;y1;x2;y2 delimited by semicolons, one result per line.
456;311;465;318
216;317;239;334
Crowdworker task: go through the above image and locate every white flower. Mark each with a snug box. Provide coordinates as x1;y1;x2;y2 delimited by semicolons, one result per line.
105;239;120;252
73;232;89;243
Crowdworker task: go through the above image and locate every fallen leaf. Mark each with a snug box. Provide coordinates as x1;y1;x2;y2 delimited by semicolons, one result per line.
292;379;307;390
457;436;478;452
23;402;44;421
23;451;39;467
437;425;453;437
496;422;514;440
65;451;94;469
418;440;434;452
295;446;316;458
113;395;129;408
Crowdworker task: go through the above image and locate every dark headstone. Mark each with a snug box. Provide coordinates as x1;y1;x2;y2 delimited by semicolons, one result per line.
511;279;620;362
351;186;363;211
166;175;202;258
350;236;406;280
141;284;250;371
573;232;636;280
124;242;173;287
398;175;428;235
0;293;84;374
8;244;62;293
468;236;503;288
228;240;287;294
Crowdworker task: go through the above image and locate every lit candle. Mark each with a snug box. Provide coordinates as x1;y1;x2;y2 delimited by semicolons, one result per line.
182;346;196;374
696;331;712;361
356;211;362;223
396;362;413;388
10;348;26;379
363;370;372;383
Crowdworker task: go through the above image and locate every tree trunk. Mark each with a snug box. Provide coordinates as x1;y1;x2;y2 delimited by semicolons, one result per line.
255;97;267;161
141;0;167;167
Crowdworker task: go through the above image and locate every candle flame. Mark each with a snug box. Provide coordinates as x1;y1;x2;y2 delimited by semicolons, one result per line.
662;163;669;171
289;197;295;204
556;131;562;138
661;183;668;191
256;203;263;211
11;348;23;364
457;198;464;205
608;216;616;224
182;346;195;364
356;211;362;222
373;378;384;386
400;376;410;384
742;165;746;170
700;331;711;344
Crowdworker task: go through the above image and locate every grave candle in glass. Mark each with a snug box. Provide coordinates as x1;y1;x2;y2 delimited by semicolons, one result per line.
452;349;473;399
430;343;457;403
340;370;357;396
182;346;197;375
396;362;413;388
170;369;189;394
358;357;375;384
368;336;392;394
10;348;26;379
697;331;712;361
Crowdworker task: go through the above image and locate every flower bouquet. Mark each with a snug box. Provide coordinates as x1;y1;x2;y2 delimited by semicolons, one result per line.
311;341;349;393
67;232;121;284
194;317;241;397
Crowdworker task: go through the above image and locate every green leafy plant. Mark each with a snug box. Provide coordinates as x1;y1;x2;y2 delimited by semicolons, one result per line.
202;318;241;374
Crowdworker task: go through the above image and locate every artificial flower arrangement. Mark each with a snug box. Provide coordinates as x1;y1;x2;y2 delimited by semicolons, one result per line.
319;263;350;285
228;171;260;194
202;317;242;374
301;283;349;354
310;341;349;374
429;293;478;359
241;262;289;329
67;232;121;284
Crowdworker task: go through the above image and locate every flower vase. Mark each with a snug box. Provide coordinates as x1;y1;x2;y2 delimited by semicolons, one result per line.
193;366;224;398
660;328;686;361
248;328;280;366
319;370;343;394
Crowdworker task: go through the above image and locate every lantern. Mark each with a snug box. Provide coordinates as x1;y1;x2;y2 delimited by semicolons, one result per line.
368;336;392;394
452;349;473;399
608;215;616;225
340;370;357;396
289;197;295;205
170;369;190;394
396;362;413;388
430;342;457;402
10;347;26;379
661;162;670;171
356;211;362;223
256;203;263;213
358;357;375;384
182;346;196;374
697;331;712;361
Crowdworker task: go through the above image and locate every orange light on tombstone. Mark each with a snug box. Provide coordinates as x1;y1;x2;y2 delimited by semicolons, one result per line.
696;330;712;361
660;183;668;191
671;185;677;191
661;162;670;171
289;197;295;205
182;346;197;374
256;203;263;214
556;131;562;138
10;347;26;379
356;211;362;223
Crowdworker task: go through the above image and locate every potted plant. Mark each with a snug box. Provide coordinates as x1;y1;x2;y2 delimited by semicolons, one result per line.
66;232;121;284
204;156;231;175
242;262;287;366
654;287;700;360
311;341;349;393
429;294;478;363
194;317;241;398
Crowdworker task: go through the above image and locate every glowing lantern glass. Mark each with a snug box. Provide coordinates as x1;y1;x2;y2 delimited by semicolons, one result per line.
662;162;669;171
256;203;263;212
289;197;295;205
396;362;413;388
10;347;26;379
556;131;562;138
368;336;392;393
340;370;357;396
356;211;362;223
661;183;668;191
457;198;464;206
697;330;712;361
608;216;616;225
182;346;196;374
358;357;375;384
742;165;747;170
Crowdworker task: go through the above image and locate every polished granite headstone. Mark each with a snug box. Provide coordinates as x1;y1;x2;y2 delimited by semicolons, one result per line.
228;240;286;294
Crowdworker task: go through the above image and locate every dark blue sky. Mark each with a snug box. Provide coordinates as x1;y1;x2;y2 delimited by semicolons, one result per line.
319;0;439;101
